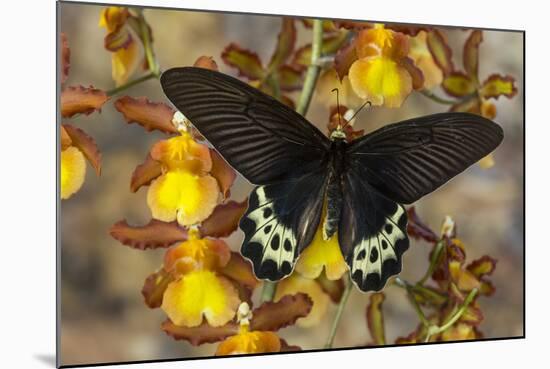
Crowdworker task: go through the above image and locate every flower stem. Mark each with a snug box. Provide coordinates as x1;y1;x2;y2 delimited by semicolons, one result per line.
396;277;430;327
106;72;156;96
296;19;324;116
325;274;353;349
417;240;444;285
424;288;478;342
419;89;458;105
260;281;277;303
136;9;160;77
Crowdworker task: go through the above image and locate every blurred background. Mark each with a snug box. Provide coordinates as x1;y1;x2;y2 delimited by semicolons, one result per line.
59;2;524;366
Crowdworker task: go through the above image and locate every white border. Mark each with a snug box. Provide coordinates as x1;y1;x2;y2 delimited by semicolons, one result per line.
3;0;544;368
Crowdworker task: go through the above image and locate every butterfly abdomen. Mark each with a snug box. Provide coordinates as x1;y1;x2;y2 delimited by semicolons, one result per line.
322;139;347;240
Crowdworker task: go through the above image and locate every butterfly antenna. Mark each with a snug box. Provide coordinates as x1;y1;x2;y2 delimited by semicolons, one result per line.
342;100;372;129
331;88;342;128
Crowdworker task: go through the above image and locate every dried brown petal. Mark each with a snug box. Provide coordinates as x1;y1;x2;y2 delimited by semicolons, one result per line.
110;219;188;250
199;200;248;238
209;149;237;200
161;319;238;346
114;96;178;134
334;21;372;30
219;252;258;290
61;32;70;84
130;153;162;192
60;125;72;150
221;43;264;80
278;65;303;91
406;207;438;243
366;292;386;345
400;57;425;90
292;31;349;70
316;272;344;303
62;124;101;175
280;339;302;352
334;39;358;80
250;293;313;332
193;55;219;71
142;268;174;308
268;17;296;71
388;24;430;37
61;85;109;118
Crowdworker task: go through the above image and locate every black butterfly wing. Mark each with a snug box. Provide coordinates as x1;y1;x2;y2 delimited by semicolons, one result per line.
346;112;504;204
240;168;329;280
160;67;330;185
339;112;503;291
161;66;331;281
339;168;409;292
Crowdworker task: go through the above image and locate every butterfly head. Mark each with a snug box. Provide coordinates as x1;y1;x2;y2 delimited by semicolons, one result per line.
330;127;347;141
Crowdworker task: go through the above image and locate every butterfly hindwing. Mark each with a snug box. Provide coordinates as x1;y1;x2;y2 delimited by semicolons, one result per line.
339;166;409;292
240;169;328;280
346;112;504;204
160;67;330;185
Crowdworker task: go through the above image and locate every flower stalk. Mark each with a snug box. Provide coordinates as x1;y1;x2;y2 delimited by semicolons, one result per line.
325;274;353;348
296;19;324;115
106;71;156;96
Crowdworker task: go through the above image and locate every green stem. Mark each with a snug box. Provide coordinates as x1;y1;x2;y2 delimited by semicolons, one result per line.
397;277;430;327
418;240;445;285
260;281;277;303
325;274;353;349
136;9;159;77
296;19;324;116
419;89;458;105
424;288;478;342
106;72;156;96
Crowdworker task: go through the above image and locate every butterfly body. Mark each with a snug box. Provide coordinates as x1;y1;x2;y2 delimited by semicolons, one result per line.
323;137;347;241
161;67;504;292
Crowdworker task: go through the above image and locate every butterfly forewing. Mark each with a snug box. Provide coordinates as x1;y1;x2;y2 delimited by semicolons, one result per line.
346;112;504;204
160;67;330;185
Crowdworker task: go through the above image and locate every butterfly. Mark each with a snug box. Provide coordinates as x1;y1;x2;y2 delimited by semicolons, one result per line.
160;66;503;292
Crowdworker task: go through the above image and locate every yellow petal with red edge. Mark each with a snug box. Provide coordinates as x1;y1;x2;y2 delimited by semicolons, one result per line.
348;56;412;108
409;31;443;89
161;270;240;327
479;74;517;99
111;39;142;86
295;225;347;280
449;260;481;291
164;236;231;275
61;146;86;199
442;72;476;98
98;7;129;32
216;330;280;355
274;274;330;328
147;169;219;226
151;133;212;173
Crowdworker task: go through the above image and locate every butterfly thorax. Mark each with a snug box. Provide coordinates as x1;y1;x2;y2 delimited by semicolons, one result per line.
322;138;347;241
